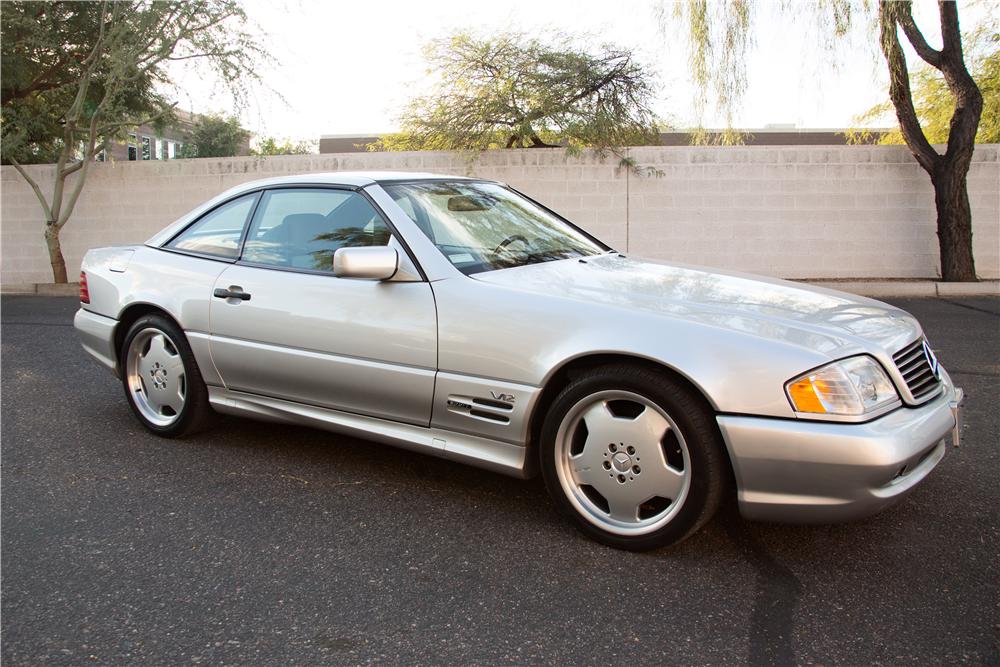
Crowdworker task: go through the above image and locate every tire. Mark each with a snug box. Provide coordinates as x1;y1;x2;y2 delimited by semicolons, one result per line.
540;363;728;551
119;313;213;438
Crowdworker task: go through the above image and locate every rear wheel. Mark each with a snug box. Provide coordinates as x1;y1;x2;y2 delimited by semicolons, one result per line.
540;363;728;551
120;314;212;437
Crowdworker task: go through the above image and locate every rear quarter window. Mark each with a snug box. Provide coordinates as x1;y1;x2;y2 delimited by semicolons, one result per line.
166;194;257;259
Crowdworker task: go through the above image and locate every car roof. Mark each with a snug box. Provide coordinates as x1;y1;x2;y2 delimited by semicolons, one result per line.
225;171;485;192
143;171;494;248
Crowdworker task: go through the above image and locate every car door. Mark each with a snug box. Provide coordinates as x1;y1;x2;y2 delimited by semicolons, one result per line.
208;186;437;426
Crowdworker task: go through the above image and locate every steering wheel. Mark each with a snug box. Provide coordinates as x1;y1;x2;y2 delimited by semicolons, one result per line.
492;234;530;256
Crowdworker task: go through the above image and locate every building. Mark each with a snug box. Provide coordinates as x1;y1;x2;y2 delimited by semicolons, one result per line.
104;110;250;162
318;126;892;153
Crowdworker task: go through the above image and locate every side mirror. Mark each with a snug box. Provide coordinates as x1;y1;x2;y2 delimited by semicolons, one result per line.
333;246;399;280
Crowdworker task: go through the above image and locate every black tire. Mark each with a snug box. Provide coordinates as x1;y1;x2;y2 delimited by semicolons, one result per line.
119;313;213;438
539;363;729;551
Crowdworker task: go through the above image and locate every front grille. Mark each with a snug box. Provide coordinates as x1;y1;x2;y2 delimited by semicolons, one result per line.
892;338;942;402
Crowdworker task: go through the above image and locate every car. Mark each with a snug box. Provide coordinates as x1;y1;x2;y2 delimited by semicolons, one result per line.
74;171;964;550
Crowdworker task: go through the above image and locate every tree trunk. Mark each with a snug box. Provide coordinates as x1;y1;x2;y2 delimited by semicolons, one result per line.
931;162;977;281
878;1;982;283
44;224;69;284
528;132;559;148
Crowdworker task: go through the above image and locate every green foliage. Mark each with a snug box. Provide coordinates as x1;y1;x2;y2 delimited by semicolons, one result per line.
370;31;661;155
0;0;268;282
251;136;316;156
181;114;250;158
1;0;266;164
662;0;987;280
661;0;756;132
1;2;167;163
659;0;874;144
849;21;999;145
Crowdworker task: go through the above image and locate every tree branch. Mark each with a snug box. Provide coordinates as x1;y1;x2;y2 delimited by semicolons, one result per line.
96;103;177;136
9;158;53;222
897;2;942;68
938;0;962;57
934;0;983;164
879;3;940;173
57;156;96;229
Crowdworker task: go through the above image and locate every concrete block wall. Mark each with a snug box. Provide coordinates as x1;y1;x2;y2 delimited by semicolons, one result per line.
1;145;997;286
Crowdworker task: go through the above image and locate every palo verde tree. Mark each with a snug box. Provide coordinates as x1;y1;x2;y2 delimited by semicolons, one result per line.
372;31;661;156
0;1;265;283
664;0;988;281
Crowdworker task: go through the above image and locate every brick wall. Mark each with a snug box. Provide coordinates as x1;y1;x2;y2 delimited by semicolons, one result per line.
1;145;997;286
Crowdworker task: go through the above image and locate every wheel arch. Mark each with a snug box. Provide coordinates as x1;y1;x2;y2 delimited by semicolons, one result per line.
114;302;185;366
526;352;728;477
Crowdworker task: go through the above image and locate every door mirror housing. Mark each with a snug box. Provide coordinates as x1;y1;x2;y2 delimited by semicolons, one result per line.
333;246;399;280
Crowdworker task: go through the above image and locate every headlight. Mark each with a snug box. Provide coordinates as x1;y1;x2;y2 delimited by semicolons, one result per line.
786;356;899;416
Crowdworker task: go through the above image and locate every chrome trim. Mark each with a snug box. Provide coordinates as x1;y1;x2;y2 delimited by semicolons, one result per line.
207;387;529;478
892;337;943;405
431;373;541;445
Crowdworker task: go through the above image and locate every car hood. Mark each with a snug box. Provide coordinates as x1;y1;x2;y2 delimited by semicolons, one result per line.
471;254;921;357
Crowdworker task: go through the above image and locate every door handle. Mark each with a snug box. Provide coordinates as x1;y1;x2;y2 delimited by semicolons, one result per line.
213;286;251;301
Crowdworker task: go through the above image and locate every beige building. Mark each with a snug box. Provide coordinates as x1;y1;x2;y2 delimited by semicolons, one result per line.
103;110;250;162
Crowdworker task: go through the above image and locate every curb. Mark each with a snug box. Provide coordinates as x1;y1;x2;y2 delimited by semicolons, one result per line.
804;280;1000;297
2;283;80;296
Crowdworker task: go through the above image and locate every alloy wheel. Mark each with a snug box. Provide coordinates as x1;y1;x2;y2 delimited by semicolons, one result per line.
553;390;692;536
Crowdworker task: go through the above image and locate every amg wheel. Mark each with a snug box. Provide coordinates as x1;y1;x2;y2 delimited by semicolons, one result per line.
120;314;212;437
540;363;729;551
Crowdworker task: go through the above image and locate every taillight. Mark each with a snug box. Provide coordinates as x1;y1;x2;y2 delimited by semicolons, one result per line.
79;271;90;304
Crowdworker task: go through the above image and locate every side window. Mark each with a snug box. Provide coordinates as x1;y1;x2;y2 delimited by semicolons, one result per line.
242;188;392;272
166;194;257;259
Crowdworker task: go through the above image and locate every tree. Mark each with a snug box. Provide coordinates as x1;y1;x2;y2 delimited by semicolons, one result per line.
1;3;161;164
0;1;265;283
663;0;988;281
371;31;660;155
181;114;251;158
852;20;999;144
251;136;316;156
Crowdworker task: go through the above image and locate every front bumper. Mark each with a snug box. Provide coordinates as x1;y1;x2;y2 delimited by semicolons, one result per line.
74;307;119;376
717;373;961;523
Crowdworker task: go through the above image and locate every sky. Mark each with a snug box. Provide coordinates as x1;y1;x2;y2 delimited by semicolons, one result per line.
167;0;992;144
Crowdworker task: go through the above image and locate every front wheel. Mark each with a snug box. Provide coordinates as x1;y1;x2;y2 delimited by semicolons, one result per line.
540;364;729;551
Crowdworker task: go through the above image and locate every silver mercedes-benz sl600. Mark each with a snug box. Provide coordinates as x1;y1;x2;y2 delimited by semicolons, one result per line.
75;172;964;550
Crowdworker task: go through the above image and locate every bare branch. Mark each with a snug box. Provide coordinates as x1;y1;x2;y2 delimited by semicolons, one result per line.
897;3;942;68
97;103;178;137
57;158;96;229
879;2;940;173
9;158;53;222
938;0;963;56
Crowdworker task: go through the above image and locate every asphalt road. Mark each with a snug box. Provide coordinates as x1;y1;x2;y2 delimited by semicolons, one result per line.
2;295;998;666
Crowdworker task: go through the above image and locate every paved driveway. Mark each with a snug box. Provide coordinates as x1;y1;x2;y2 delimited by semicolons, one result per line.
2;295;998;665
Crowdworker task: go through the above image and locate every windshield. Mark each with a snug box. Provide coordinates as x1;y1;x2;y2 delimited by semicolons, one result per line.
382;181;607;275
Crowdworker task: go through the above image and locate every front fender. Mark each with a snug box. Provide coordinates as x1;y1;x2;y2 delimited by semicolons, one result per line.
432;276;842;418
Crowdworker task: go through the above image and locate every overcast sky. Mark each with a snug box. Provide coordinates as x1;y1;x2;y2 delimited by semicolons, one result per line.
167;0;990;143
